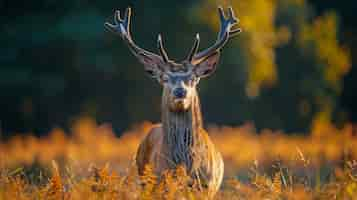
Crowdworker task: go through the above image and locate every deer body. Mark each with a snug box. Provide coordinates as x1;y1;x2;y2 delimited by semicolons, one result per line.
136;86;224;193
105;6;241;196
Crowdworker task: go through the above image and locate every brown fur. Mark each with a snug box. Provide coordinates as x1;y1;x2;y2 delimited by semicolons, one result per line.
136;88;224;196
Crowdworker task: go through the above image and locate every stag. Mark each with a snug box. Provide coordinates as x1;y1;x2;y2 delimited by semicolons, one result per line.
105;6;240;196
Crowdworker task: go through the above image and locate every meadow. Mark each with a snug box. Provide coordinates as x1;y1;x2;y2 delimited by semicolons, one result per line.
1;118;357;199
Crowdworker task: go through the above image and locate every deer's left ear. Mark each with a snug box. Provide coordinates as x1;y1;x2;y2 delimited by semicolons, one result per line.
193;52;220;78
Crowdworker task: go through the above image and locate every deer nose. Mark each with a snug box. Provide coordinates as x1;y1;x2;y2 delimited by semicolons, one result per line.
173;88;187;98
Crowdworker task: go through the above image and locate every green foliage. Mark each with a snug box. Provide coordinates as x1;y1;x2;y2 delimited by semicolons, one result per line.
192;0;350;131
0;0;351;133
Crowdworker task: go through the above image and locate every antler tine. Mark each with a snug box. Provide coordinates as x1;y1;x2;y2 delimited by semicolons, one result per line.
105;7;134;43
191;6;241;65
187;33;200;62
157;34;169;63
114;10;121;24
227;7;241;37
105;7;167;64
228;7;237;23
217;7;227;39
124;7;132;35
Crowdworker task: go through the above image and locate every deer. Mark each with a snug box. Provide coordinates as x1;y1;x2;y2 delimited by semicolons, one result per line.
104;6;240;197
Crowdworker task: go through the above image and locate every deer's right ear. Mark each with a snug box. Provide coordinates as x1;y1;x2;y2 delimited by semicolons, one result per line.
136;53;165;78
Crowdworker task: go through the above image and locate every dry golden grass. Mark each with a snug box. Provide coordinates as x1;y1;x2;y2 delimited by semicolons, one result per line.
1;117;357;199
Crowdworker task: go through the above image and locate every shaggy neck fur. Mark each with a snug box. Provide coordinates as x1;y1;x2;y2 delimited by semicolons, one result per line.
161;87;206;172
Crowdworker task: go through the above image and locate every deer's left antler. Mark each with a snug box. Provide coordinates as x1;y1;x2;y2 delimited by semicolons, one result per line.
187;6;241;65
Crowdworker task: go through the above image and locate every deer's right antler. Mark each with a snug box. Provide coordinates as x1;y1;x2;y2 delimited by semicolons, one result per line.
105;7;170;65
187;6;241;65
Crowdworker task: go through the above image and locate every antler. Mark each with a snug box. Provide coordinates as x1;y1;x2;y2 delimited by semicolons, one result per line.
104;7;170;64
187;6;241;65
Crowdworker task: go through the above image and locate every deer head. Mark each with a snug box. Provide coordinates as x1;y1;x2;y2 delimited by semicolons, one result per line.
105;7;240;112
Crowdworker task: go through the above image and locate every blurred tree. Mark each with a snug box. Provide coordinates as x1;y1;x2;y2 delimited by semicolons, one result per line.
192;0;350;132
0;0;352;136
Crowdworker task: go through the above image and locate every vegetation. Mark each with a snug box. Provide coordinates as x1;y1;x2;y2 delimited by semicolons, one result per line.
0;0;352;134
1;118;357;199
1;0;355;199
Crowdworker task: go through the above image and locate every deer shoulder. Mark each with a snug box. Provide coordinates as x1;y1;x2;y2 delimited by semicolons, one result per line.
136;124;164;174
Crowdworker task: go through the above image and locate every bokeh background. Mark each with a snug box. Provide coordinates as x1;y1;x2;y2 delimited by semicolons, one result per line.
1;1;357;198
0;0;356;137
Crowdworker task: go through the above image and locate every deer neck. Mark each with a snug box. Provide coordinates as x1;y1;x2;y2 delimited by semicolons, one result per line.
161;87;204;170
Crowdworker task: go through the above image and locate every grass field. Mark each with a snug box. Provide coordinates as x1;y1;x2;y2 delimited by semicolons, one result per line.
1;118;357;199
